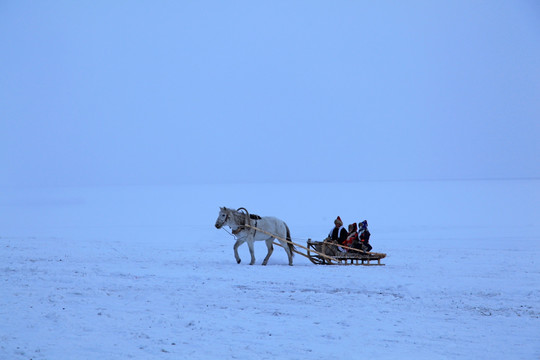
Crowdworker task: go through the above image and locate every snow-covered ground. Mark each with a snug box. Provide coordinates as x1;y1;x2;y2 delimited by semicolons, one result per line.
1;180;539;359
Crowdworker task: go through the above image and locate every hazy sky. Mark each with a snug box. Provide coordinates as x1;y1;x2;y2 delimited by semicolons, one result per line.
1;1;539;187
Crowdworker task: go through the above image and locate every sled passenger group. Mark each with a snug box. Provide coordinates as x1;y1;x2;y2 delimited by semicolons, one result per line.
321;216;372;256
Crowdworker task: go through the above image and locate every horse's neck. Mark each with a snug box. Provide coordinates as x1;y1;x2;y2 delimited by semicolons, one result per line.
230;211;247;226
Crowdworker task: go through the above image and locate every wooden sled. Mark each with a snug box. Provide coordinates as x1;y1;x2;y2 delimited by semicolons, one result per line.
306;239;386;266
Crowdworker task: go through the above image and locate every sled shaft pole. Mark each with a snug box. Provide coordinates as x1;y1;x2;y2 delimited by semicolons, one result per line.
244;224;338;263
272;241;312;260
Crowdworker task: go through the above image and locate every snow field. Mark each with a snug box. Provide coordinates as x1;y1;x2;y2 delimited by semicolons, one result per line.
1;180;539;359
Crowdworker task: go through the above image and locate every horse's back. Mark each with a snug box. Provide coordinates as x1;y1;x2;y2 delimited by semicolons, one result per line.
259;216;287;234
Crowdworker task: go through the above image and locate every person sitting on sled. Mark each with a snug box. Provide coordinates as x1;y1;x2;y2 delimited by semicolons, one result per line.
358;220;372;252
342;222;358;251
321;216;348;256
328;216;348;245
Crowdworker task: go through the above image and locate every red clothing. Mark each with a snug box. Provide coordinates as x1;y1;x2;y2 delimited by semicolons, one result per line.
343;231;357;247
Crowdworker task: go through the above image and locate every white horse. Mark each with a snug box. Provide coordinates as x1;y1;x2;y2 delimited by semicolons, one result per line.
214;207;294;266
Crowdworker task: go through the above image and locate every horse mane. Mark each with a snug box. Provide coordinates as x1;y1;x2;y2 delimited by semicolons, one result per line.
226;207;260;225
225;207;247;225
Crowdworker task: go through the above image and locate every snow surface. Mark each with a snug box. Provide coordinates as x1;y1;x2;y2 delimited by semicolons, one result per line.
1;180;539;359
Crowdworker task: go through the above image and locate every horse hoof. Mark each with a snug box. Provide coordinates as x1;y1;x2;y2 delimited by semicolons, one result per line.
237;259;241;264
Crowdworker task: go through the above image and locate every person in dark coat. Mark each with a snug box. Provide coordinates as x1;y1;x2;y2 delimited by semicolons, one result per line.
328;216;348;245
321;216;348;259
358;220;372;252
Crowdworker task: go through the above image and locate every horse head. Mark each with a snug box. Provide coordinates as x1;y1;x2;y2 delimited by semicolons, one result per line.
215;207;230;229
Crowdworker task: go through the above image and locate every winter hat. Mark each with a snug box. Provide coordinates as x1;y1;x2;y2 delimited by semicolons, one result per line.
359;220;368;229
334;216;343;226
348;222;357;232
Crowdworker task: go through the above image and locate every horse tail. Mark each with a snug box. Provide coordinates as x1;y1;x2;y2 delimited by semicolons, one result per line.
285;223;295;257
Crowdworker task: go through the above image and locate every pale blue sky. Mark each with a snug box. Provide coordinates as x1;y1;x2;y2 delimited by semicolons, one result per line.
1;1;539;186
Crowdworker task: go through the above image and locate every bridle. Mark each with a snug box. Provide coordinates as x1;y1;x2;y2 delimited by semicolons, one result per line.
216;210;230;229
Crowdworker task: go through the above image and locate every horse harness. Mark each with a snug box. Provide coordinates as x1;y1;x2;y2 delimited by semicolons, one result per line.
231;212;261;237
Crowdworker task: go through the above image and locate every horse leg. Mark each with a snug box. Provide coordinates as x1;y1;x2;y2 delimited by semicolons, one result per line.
233;239;244;264
279;239;293;266
285;225;294;266
286;245;294;266
262;238;274;266
247;240;256;265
